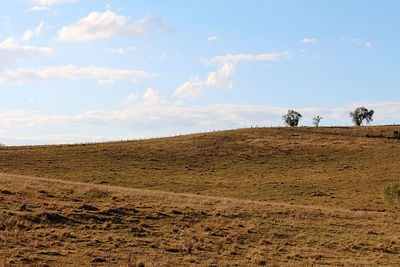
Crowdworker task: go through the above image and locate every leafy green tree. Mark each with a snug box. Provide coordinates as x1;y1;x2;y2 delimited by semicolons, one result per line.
282;110;302;127
312;115;322;127
350;107;374;126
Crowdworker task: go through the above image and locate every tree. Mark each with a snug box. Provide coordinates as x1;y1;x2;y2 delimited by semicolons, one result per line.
312;115;322;127
350;107;374;126
282;110;302;127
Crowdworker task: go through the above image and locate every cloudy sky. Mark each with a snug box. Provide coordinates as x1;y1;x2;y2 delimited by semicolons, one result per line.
1;0;400;145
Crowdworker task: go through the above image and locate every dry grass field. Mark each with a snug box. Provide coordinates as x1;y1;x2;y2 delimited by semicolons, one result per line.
1;174;400;266
1;126;400;265
1;126;400;210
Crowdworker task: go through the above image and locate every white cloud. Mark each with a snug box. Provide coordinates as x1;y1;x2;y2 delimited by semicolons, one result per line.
22;20;45;41
0;104;282;130
142;88;168;105
0;37;53;71
126;93;139;102
97;79;115;86
120;92;140;107
207;36;218;41
342;37;373;48
0;99;399;145
2;101;399;142
112;48;125;54
174;52;290;99
57;11;172;42
0;65;155;84
0;37;153;85
174;80;205;99
0;134;120;146
35;0;78;5
342;38;361;44
149;53;168;60
210;53;289;64
29;6;48;11
300;38;317;44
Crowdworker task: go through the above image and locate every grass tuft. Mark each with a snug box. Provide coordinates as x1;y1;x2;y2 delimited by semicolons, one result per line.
382;183;400;208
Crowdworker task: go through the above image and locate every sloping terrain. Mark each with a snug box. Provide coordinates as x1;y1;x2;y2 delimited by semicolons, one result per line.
0;173;400;266
1;126;400;266
0;126;399;210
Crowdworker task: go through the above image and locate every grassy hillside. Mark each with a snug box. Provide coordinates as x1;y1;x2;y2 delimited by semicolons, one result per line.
1;173;400;266
0;126;400;211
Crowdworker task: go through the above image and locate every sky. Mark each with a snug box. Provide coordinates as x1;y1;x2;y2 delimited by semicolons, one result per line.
0;0;400;145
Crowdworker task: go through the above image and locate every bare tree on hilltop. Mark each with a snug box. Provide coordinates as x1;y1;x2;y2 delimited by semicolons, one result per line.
312;115;322;127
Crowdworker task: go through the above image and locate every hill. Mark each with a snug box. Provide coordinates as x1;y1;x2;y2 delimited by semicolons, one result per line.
0;126;400;211
1;126;400;265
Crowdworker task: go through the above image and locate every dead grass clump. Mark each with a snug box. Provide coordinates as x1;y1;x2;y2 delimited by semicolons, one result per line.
0;217;22;266
216;240;223;254
103;221;112;229
84;187;110;199
226;244;240;256
39;212;69;224
310;253;323;260
127;254;146;267
0;218;18;231
252;254;267;265
59;230;75;239
382;183;400;208
161;242;183;253
126;255;145;267
184;238;194;254
129;224;146;236
19;204;27;212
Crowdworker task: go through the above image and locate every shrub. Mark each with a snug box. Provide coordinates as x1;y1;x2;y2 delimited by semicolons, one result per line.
382;183;400;208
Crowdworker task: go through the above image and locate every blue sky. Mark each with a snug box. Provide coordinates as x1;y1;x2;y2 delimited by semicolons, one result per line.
0;0;399;145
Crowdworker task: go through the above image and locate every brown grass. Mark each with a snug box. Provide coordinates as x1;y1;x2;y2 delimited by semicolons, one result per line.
1;126;400;265
0;126;399;210
0;173;400;266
